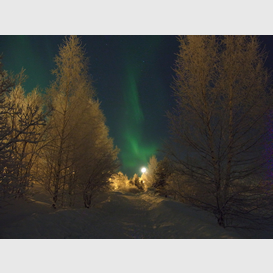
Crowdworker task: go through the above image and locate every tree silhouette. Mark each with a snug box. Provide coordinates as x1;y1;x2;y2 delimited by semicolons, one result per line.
168;35;273;227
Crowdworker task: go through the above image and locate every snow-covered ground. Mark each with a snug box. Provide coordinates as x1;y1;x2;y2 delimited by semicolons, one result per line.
1;184;273;239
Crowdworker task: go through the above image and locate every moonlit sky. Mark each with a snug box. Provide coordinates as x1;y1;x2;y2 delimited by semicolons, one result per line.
1;35;273;177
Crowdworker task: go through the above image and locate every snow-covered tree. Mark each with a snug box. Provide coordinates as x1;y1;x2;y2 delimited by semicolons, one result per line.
73;98;119;208
0;58;17;199
4;85;46;196
141;155;158;188
0;57;46;199
41;36;119;208
153;157;172;196
110;172;129;191
130;173;144;191
168;35;273;227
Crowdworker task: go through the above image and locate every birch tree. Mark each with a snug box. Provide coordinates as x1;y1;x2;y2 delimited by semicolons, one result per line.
168;35;273;228
0;57;46;199
4;85;46;196
70;96;119;208
42;36;119;208
0;58;16;199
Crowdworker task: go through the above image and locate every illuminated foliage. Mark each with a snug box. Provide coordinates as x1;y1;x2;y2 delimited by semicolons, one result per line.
0;57;46;199
40;36;119;208
5;85;46;195
110;172;129;191
0;58;17;198
140;155;158;188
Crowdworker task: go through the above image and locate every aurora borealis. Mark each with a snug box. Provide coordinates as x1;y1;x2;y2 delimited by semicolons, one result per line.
0;35;179;177
117;36;172;176
2;35;273;177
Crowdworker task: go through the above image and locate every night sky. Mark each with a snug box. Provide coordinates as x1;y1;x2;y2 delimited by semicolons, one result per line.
0;35;180;177
0;35;273;177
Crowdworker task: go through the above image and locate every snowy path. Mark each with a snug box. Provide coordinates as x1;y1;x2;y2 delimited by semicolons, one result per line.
0;187;245;239
98;192;239;239
101;192;165;239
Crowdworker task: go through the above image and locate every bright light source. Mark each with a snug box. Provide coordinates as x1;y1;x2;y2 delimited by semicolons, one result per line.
141;167;147;173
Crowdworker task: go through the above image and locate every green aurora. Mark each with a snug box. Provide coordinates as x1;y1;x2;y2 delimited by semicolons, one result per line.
120;67;158;176
117;36;163;176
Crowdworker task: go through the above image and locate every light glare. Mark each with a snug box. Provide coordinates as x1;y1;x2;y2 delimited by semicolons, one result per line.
141;167;147;173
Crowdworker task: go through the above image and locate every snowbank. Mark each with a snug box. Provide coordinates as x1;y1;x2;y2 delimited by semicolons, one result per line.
1;185;272;239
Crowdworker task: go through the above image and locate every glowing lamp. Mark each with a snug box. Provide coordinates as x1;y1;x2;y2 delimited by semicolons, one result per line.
141;167;147;173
